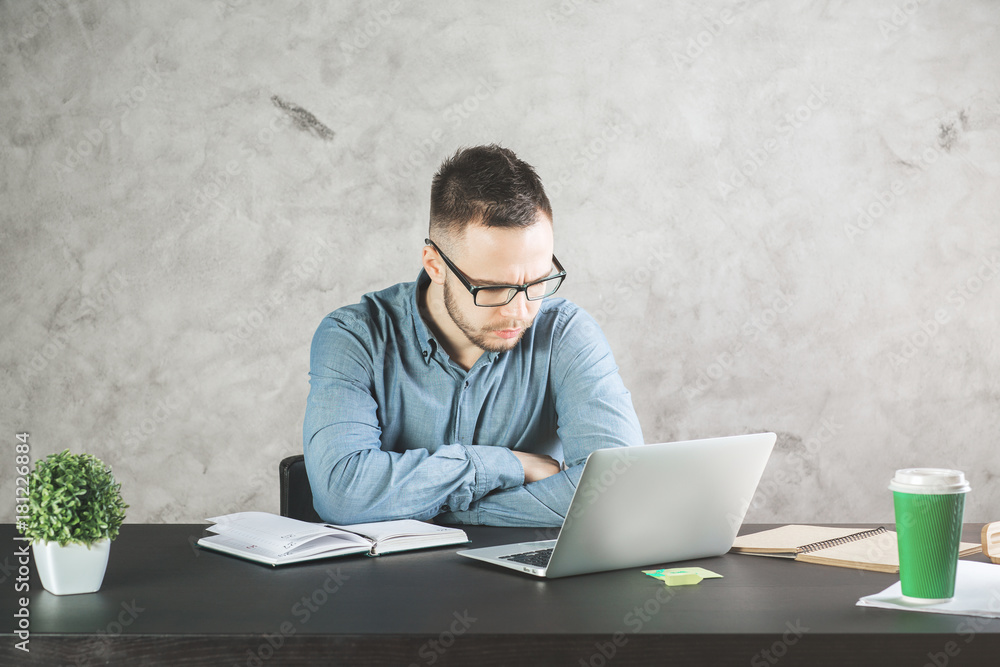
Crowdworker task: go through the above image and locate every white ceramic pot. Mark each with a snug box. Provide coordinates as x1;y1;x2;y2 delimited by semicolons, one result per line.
32;538;111;595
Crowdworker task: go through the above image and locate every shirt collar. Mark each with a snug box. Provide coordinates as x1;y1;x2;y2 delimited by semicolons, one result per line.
410;270;501;365
411;270;437;364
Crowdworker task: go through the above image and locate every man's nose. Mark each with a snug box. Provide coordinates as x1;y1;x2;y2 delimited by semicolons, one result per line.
500;290;530;319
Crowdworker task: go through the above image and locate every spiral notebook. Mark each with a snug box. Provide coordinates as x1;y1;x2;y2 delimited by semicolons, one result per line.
730;525;982;573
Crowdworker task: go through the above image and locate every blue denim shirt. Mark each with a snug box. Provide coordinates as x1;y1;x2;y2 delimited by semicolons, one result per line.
303;270;643;527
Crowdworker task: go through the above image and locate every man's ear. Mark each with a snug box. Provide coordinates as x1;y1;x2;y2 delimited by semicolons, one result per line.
422;244;446;285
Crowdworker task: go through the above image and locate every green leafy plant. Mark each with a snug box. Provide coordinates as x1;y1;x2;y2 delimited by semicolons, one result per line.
19;450;128;547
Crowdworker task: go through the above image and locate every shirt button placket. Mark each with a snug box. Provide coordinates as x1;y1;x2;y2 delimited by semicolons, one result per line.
453;377;466;444
456;377;471;444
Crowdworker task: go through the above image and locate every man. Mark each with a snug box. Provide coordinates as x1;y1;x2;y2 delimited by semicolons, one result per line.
303;144;642;526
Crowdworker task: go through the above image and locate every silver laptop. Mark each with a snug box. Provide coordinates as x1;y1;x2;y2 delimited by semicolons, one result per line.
457;432;776;578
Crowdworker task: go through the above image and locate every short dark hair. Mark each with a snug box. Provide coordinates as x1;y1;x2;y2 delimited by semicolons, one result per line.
429;144;552;244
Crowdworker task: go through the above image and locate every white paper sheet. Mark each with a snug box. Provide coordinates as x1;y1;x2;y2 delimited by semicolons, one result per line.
857;561;1000;618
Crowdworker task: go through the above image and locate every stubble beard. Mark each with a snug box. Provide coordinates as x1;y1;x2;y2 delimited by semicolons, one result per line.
443;280;531;353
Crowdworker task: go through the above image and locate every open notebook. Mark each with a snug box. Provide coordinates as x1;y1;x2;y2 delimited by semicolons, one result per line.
197;511;468;566
730;525;982;573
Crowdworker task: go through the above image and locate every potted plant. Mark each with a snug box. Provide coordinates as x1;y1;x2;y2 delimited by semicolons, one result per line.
19;449;128;595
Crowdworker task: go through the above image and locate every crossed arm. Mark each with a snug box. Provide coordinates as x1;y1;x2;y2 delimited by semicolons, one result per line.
511;452;563;484
302;309;643;527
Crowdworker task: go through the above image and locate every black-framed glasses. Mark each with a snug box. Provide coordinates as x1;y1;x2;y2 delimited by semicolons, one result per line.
425;238;567;307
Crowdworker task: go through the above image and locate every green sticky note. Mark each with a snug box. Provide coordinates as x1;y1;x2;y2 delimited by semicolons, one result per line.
664;570;703;586
685;567;723;579
642;567;724;583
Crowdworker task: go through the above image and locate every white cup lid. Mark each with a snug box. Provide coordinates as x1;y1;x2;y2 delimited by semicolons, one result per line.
888;468;971;494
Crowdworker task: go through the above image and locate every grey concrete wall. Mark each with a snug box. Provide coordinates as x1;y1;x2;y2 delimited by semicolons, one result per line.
2;0;998;525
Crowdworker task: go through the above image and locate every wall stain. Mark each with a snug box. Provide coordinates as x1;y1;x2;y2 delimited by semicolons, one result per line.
770;431;803;451
937;110;968;152
270;94;336;142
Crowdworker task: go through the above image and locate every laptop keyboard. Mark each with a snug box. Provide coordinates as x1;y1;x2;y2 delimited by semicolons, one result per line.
500;548;553;568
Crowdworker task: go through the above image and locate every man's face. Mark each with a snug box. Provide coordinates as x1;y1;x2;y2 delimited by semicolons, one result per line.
440;216;555;353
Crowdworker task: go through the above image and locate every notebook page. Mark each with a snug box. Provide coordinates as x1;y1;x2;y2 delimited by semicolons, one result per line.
199;533;369;562
206;511;367;552
732;525;872;553
332;519;462;543
805;530;899;567
807;531;980;566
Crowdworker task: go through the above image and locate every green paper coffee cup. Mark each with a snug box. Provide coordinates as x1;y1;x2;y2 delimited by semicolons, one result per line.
889;468;970;603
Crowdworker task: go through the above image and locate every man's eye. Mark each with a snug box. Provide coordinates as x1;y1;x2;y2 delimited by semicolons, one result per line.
476;287;515;306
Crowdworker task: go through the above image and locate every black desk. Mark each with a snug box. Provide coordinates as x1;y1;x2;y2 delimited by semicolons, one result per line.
2;523;997;666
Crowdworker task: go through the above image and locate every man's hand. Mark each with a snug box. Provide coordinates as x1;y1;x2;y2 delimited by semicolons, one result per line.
510;451;562;484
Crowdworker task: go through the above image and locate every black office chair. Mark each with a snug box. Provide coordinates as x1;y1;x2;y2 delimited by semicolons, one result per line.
279;455;323;523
